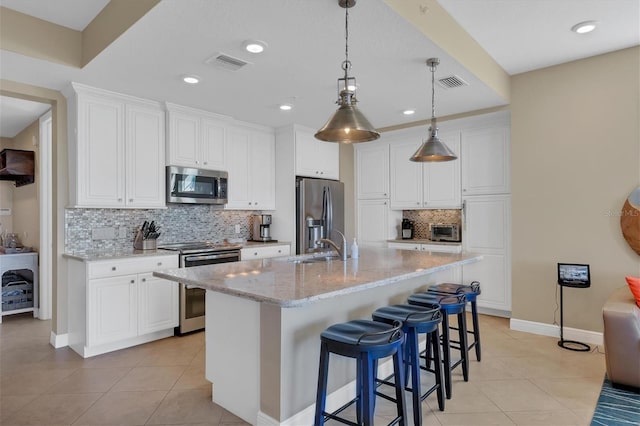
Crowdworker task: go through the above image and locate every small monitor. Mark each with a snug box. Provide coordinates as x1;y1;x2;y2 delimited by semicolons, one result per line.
557;263;591;288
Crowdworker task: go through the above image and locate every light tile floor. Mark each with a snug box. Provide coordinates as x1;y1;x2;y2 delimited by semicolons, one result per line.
0;313;605;425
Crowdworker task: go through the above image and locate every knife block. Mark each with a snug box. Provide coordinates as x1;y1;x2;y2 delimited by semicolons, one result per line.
133;230;157;250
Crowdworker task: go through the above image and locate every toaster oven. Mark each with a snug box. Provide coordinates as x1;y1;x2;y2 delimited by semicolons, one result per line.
430;223;461;242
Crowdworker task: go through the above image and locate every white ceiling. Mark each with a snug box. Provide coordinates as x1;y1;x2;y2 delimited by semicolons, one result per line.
0;0;109;31
0;0;638;136
0;96;50;138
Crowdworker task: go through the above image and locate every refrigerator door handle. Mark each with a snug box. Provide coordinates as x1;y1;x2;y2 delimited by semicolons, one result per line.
326;186;333;239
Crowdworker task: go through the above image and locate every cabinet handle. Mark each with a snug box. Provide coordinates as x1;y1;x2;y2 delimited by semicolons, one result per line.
117;198;122;202
416;202;420;205
130;279;135;284
141;278;146;282
383;193;387;196
111;266;117;271
157;262;162;266
129;199;133;203
277;249;281;253
463;188;467;192
383;201;387;205
204;161;208;165
248;202;252;205
254;252;258;256
320;171;324;174
254;202;258;206
195;160;199;164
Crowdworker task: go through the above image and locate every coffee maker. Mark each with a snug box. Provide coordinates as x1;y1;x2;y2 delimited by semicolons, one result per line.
252;214;274;242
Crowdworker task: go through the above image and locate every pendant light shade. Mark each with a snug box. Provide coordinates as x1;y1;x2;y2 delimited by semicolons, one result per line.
315;0;380;143
410;58;457;162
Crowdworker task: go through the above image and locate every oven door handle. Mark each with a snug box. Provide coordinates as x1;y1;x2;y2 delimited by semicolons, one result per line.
184;253;239;262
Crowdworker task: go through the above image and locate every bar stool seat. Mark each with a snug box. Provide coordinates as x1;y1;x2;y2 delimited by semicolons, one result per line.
372;304;445;426
428;281;482;361
407;293;469;400
314;319;407;426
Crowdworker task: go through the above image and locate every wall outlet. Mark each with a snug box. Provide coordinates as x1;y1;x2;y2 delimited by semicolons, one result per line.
235;224;241;234
92;227;116;240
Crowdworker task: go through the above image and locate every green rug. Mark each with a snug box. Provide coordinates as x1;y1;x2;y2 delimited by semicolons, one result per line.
591;376;640;425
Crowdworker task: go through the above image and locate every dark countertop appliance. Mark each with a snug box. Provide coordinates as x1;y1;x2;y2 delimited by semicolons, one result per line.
158;241;241;334
252;214;275;242
401;219;414;239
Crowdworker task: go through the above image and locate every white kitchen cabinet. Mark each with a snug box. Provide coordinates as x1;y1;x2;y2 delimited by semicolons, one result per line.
389;131;461;209
295;127;339;180
462;194;511;313
387;242;462;254
64;83;165;209
226;126;276;210
166;103;228;170
356;142;389;199
67;253;179;358
461;126;510;195
357;199;395;247
240;244;290;260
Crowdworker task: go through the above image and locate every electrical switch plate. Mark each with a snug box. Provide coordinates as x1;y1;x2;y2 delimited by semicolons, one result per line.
235;224;241;234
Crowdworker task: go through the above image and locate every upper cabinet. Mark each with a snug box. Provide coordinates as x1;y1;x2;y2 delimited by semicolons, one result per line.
461;126;510;195
64;83;165;209
356;141;389;199
226;125;276;210
166;103;228;171
295;128;339;180
389;130;461;209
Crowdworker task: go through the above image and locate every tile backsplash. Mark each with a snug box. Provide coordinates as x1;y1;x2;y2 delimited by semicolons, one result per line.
65;205;255;252
403;209;462;240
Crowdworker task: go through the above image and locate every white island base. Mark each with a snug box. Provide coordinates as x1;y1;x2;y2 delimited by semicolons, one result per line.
204;261;467;425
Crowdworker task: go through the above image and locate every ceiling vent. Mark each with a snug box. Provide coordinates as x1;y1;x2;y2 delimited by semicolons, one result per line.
205;53;251;71
437;75;469;89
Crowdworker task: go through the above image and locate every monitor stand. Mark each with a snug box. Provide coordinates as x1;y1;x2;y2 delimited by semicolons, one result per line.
557;284;591;352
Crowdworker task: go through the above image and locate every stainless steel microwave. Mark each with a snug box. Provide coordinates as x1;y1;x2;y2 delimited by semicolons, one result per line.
430;223;461;242
166;166;228;205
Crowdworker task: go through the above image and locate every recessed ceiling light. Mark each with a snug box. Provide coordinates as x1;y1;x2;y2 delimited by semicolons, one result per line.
182;75;200;84
403;109;415;115
571;21;598;34
279;104;293;111
244;40;268;54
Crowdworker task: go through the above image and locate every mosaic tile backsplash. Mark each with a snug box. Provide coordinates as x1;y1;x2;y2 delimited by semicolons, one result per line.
65;205;255;252
402;209;462;240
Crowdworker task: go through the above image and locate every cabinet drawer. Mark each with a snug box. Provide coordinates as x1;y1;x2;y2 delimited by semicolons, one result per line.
421;244;462;254
88;254;178;279
241;245;290;260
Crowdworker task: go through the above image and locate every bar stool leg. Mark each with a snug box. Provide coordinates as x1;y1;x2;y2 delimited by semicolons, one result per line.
431;327;445;411
314;343;330;426
407;328;422;425
392;348;408;426
458;312;469;382
440;313;453;399
470;300;481;361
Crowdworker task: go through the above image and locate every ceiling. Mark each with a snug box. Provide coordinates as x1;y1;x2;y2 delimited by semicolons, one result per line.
0;96;51;138
1;0;638;137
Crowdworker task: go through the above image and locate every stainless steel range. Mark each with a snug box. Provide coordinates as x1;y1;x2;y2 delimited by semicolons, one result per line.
159;242;241;334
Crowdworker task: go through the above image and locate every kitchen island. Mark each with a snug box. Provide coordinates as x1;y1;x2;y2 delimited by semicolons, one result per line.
154;247;482;425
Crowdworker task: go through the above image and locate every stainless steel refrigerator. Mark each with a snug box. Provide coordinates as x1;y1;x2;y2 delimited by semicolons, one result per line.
296;177;344;254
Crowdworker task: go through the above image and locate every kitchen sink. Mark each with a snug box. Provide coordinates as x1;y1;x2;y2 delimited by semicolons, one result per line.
288;254;343;264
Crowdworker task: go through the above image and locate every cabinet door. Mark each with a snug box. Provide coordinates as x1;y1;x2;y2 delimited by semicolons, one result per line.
423;131;461;208
126;104;166;208
296;129;339;180
462;253;510;311
250;130;276;210
388;242;421;251
463;195;510;253
356;143;389;199
167;111;199;167
461;126;510;195
201;118;227;170
77;94;125;207
357;199;391;247
389;141;422;209
138;273;178;335
226;127;252;209
88;275;137;346
241;244;290;260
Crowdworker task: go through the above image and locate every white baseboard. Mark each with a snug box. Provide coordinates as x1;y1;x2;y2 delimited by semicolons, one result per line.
510;318;603;346
50;331;68;348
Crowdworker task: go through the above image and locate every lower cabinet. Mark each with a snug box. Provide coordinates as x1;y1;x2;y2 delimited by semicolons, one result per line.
67;253;179;358
240;244;290;260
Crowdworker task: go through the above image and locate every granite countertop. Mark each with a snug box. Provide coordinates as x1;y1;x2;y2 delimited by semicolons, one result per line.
388;239;462;246
154;247;482;307
63;248;178;262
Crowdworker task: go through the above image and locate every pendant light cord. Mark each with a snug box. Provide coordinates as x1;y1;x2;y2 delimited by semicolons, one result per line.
342;5;351;85
431;62;436;121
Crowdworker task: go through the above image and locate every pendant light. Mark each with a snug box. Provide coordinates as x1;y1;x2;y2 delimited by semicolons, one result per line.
315;0;380;143
410;58;457;162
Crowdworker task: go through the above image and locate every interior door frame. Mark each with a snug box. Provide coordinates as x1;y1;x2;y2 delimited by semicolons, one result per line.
38;110;52;319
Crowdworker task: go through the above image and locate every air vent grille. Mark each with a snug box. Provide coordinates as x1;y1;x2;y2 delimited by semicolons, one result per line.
437;75;469;89
205;53;250;71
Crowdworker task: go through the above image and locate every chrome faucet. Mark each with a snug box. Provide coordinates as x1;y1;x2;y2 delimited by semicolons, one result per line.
317;229;348;261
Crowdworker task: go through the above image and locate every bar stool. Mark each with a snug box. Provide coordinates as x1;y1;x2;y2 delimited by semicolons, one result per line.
372;304;445;426
314;319;407;426
428;281;482;361
407;293;468;399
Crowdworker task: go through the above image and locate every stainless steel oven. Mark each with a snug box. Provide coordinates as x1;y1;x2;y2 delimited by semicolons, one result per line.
159;242;241;334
